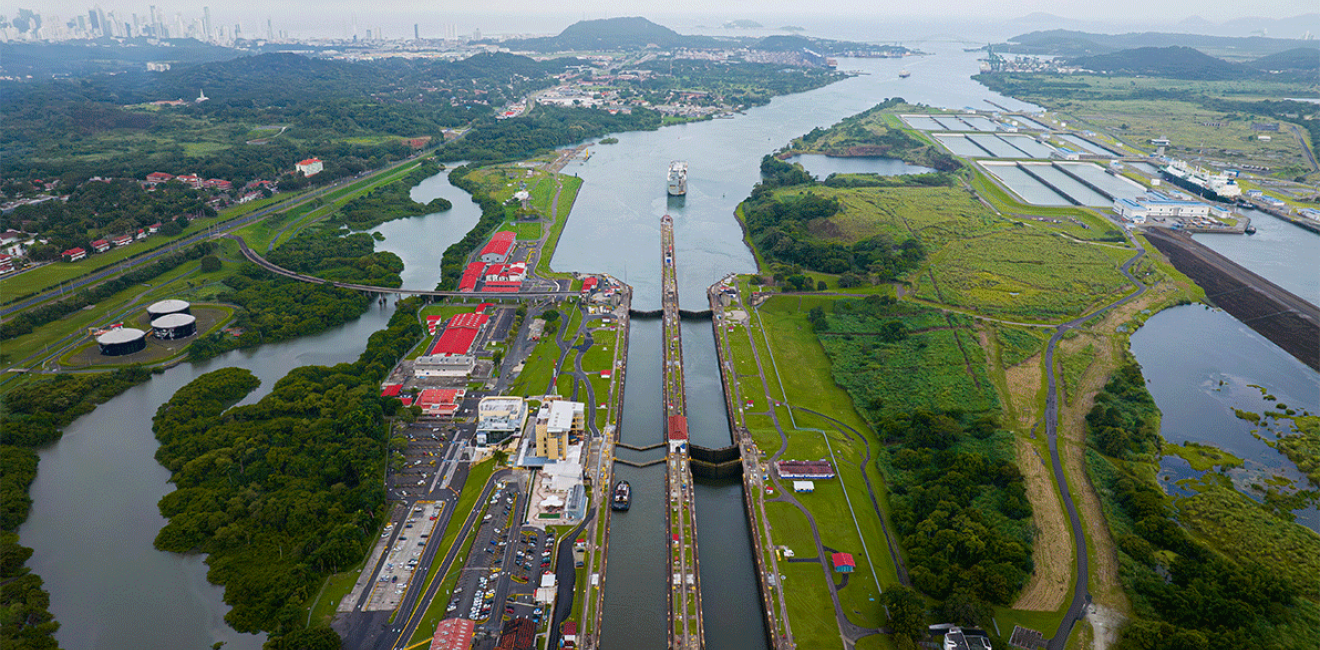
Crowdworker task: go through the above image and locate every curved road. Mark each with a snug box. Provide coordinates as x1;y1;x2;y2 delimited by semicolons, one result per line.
1044;231;1148;650
1;156;430;319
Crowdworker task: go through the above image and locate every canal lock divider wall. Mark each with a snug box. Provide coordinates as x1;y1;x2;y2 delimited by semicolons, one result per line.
704;278;782;650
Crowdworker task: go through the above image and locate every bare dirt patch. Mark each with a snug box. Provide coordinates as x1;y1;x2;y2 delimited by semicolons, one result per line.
1005;353;1043;430
1057;333;1129;611
1012;438;1072;611
1086;603;1127;650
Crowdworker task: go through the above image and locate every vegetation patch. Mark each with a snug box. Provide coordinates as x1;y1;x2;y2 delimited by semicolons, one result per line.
333;158;452;229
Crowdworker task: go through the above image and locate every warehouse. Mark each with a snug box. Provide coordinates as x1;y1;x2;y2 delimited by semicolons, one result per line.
479;231;516;263
97;327;147;356
429;312;490;356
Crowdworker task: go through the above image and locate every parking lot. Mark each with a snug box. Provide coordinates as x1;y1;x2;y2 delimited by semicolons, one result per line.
362;501;443;611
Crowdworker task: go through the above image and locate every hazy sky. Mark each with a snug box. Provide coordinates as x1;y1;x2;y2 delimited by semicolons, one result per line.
14;2;1318;40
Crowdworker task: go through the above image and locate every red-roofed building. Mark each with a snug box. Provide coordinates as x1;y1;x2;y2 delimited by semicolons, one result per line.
429;312;490;356
175;173;202;187
91;239;111;253
667;415;688;441
62;247;87;262
458;262;486;292
146;172;174;183
0;254;14;274
418;388;465;417
560;621;578;649
580;277;598;294
831;553;855;573
148;222;162;233
483;262;526;282
429;617;475;650
482;281;522;293
401;396;414;407
479;231;516;263
296;158;324;177
380;384;403;398
112;234;133;247
425;315;446;334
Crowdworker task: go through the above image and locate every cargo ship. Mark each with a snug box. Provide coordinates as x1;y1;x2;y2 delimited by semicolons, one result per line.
1160;159;1242;204
667;161;688;196
611;480;631;511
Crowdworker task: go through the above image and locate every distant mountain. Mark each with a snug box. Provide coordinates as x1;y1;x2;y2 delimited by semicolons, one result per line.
1249;47;1320;71
496;17;721;52
1068;46;1249;80
998;29;1318;60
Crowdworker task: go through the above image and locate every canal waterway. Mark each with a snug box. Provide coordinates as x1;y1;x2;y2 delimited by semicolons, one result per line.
21;37;1314;650
1192;208;1320;306
1130;304;1320;532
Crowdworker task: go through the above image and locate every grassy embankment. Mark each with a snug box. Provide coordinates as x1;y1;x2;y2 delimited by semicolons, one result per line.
453;165;584;280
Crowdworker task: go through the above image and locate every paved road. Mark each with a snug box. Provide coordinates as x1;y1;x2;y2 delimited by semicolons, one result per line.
1044;231;1148;650
1;156;428;319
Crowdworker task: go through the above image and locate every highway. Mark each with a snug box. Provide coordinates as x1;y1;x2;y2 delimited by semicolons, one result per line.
1;156;430;319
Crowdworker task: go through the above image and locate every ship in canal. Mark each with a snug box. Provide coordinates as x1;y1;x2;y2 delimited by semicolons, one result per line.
899;69;911;78
1160;159;1242;203
611;480;631;511
667;161;688;196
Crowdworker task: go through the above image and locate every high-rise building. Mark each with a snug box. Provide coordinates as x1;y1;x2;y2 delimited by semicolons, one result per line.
266;18;273;41
202;7;212;42
414;23;419;41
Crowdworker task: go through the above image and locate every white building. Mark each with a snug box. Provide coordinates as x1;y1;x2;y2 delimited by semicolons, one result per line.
413;353;476;377
1112;192;1210;224
295;158;324;177
475;396;528;447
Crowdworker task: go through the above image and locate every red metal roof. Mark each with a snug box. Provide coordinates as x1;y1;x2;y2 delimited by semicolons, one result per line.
380;384;402;397
581;277;598;292
482;281;522;293
418;388;464;414
428;313;489;355
667;415;688;441
458;262;485;292
479;238;514;259
831;553;855;570
62;247;85;257
430;617;475;650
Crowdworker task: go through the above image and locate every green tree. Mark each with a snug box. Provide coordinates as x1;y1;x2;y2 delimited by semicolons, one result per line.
199;255;222;273
882;585;927;639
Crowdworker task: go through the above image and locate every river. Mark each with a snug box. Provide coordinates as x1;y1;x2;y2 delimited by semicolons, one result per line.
19;40;1313;650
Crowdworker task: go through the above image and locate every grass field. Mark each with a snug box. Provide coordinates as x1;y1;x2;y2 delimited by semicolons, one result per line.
913;227;1133;321
773;185;1007;249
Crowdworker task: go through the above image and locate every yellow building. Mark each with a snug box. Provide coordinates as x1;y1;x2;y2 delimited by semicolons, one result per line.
534;400;585;461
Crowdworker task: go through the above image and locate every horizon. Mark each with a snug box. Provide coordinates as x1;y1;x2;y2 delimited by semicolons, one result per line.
5;6;1319;42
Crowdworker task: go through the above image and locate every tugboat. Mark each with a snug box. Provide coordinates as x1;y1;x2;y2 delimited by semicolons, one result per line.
611;480;631;511
898;69;911;78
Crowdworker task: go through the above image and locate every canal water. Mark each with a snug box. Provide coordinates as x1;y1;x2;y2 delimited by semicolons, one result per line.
24;35;1314;650
1192;208;1320;305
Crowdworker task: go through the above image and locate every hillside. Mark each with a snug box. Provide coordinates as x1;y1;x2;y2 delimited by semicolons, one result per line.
497;16;722;51
1068;46;1249;80
997;29;1318;60
1250;47;1320;71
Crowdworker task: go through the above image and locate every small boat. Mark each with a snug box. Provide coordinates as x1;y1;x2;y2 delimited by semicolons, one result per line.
612;480;631;511
899;69;911;78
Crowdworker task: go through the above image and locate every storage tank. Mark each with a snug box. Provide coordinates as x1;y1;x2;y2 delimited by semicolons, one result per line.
151;313;197;340
97;327;147;356
146;299;191;319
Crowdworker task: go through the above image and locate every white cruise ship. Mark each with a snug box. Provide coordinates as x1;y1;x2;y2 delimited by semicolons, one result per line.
667;161;688;196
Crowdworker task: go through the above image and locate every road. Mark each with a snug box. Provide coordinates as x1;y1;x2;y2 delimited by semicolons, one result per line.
1;155;430;319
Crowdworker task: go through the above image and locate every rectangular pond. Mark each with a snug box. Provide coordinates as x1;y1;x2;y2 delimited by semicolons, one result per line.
966;133;1031;158
957;115;1001;132
980;162;1073;206
1057;162;1148;201
998;135;1058;158
1021;163;1111;205
1060;134;1118;157
900;115;946;131
934;134;992;158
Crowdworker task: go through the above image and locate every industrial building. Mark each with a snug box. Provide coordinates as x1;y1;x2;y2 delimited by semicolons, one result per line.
1112;192;1211;223
479;231;516;263
417;388;465;417
429;312;490;357
475;397;528;447
429;618;475;650
414;353;476;377
150;313;197;339
775;460;836;480
97;327;147;356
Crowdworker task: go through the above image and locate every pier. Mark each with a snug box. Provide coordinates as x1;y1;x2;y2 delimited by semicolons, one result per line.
661;214;706;650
